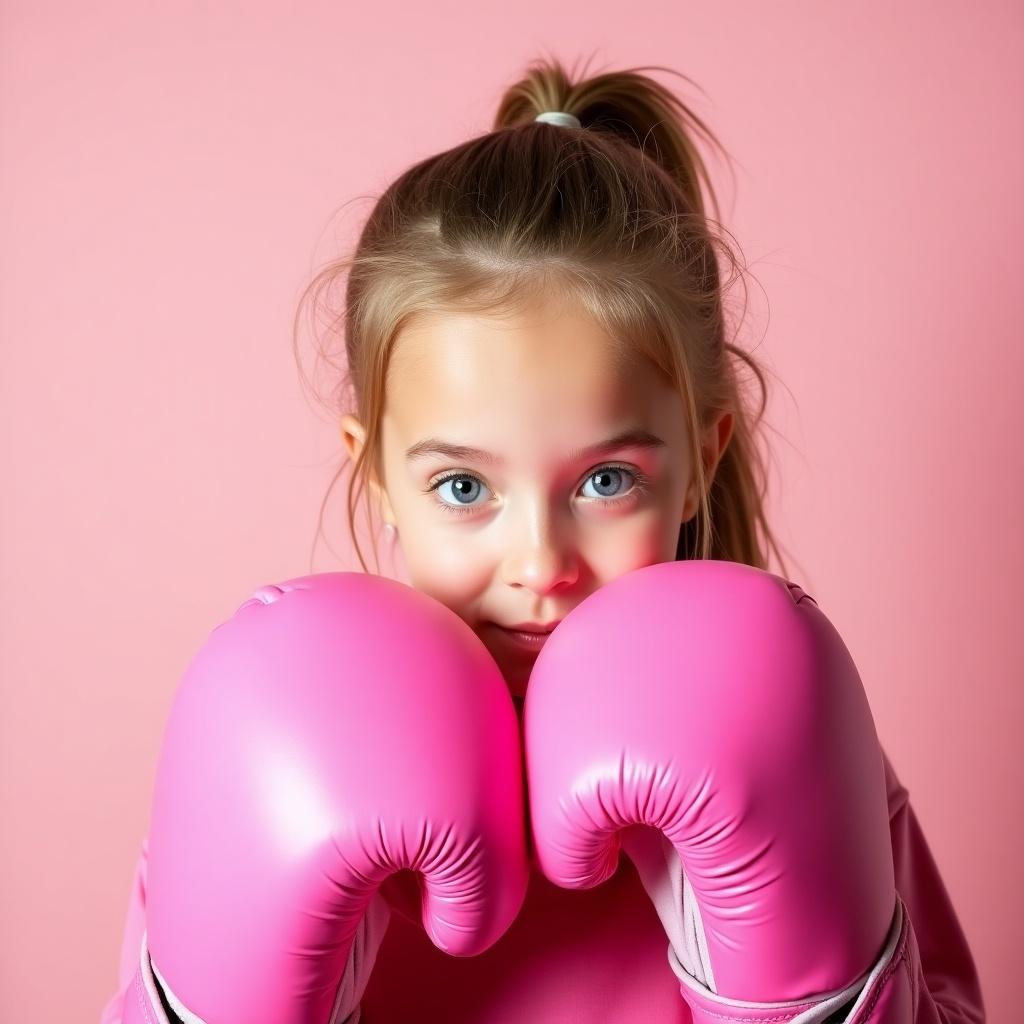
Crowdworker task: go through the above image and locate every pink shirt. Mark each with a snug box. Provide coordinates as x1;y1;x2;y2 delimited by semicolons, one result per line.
100;748;985;1023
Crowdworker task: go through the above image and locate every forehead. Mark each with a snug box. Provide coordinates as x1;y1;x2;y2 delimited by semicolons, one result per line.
385;303;670;439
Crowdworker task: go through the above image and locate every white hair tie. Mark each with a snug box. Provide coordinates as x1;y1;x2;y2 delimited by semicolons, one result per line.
534;110;582;129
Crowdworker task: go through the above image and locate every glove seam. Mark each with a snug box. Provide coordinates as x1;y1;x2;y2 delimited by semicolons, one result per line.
133;930;170;1024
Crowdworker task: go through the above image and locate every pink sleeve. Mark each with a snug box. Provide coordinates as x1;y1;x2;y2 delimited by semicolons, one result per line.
869;750;986;1023
99;838;150;1024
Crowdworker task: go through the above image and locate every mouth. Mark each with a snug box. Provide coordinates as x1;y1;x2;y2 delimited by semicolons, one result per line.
486;622;555;654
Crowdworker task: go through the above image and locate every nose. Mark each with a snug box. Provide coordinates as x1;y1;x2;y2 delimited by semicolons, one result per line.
499;512;579;594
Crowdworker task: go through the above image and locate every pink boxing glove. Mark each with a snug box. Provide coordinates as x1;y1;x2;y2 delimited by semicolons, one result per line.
525;559;898;1024
123;572;529;1024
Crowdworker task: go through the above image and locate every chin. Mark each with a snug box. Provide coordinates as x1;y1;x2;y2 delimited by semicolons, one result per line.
498;659;530;700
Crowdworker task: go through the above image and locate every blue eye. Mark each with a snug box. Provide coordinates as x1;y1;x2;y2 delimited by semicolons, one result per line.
426;465;650;517
580;466;632;501
432;474;487;514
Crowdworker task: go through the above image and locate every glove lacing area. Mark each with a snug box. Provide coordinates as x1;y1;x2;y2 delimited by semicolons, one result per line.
142;894;392;1024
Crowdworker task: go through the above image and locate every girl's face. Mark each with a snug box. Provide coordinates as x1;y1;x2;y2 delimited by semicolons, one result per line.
341;297;732;697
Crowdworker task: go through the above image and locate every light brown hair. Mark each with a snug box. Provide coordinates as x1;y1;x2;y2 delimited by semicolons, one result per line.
293;54;795;580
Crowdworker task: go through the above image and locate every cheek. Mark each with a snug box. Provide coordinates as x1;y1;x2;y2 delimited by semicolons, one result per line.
402;539;491;616
584;513;668;577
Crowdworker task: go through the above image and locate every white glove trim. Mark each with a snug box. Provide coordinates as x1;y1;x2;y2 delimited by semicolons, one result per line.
619;828;715;988
327;893;393;1024
144;932;206;1024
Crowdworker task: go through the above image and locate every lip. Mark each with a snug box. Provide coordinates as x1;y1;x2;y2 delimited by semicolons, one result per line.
488;622;557;653
503;621;560;633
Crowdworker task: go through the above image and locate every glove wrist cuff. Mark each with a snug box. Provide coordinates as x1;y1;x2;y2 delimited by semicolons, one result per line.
669;898;904;1024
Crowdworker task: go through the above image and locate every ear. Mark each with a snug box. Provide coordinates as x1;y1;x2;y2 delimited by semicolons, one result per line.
340;414;397;528
681;410;735;523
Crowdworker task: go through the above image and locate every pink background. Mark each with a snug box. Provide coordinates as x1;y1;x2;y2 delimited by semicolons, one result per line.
2;2;1020;1019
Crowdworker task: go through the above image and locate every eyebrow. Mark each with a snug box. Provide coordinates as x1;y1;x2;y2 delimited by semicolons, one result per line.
404;428;667;467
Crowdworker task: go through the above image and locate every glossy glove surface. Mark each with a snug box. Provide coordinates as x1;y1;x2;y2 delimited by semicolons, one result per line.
525;559;896;1010
138;572;528;1024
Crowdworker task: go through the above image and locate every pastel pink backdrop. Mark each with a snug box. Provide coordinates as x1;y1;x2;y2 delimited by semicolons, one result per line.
1;2;1019;1019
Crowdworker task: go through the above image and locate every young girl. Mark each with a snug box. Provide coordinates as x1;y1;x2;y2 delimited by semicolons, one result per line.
102;57;985;1023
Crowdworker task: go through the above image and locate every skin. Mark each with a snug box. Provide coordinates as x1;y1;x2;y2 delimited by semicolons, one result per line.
341;294;733;698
